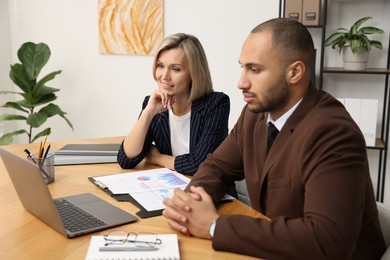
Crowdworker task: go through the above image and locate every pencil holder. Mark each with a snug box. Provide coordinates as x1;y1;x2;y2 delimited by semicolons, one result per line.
27;152;55;184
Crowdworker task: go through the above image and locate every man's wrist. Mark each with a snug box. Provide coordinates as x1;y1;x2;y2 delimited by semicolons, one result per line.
209;218;218;239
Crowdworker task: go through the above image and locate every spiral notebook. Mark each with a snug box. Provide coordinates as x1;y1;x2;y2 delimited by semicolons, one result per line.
85;234;180;260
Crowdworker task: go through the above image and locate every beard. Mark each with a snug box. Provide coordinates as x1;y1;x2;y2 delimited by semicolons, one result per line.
246;76;290;114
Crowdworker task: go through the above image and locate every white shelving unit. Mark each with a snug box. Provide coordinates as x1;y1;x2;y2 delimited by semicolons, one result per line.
279;0;390;202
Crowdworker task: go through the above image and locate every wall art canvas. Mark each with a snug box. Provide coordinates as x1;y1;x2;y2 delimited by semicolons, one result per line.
98;0;164;55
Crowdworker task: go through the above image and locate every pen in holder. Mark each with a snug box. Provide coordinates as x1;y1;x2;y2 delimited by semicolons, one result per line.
27;152;55;184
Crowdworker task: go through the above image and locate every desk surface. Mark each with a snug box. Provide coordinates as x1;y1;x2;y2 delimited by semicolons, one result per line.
0;137;266;260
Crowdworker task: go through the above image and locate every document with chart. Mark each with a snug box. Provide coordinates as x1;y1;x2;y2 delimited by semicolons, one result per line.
90;168;190;212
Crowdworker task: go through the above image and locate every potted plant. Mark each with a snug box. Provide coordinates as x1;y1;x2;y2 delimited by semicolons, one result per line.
0;42;73;145
324;16;384;70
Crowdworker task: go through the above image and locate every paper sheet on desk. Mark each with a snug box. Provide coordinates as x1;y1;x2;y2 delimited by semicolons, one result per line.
93;168;190;211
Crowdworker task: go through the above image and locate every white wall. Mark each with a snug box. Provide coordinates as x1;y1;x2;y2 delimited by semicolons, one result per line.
0;0;13;136
4;0;278;144
2;0;390;203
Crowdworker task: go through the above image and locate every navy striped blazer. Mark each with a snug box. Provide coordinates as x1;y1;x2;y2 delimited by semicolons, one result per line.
117;92;230;176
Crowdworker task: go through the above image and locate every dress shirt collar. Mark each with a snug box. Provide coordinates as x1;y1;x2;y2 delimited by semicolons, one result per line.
267;99;303;131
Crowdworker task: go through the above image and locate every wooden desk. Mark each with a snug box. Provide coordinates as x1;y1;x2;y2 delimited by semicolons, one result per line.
0;137;267;260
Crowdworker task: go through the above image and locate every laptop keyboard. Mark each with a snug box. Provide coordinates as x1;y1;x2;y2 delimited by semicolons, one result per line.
54;199;107;232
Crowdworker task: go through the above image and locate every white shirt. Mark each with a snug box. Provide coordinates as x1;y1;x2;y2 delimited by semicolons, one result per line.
169;109;191;156
267;99;303;131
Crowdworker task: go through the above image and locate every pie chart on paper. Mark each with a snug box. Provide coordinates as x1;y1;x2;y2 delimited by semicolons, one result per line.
137;176;151;181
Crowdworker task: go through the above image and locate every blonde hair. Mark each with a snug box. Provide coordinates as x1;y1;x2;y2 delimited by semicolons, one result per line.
153;33;213;101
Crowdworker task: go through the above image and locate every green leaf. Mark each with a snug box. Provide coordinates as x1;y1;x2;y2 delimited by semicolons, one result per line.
18;91;57;108
26;112;48;128
1;101;29;113
35;86;60;99
9;63;31;93
0;134;14;145
39;103;74;130
361;35;371;51
31;128;51;143
351;23;358;35
351;39;364;53
353;17;372;30
15;97;35;109
0;130;27;145
370;40;383;49
21;92;57;107
60;114;74;130
324;32;346;46
0;114;27;122
335;28;349;32
35;93;57;106
39;103;63;117
18;42;51;80
34;70;62;93
359;26;385;35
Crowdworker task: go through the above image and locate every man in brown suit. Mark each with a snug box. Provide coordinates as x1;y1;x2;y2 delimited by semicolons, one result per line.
162;18;386;259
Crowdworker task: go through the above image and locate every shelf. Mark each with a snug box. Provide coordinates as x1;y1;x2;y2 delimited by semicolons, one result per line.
323;67;390;75
306;25;324;29
280;0;389;202
367;138;386;150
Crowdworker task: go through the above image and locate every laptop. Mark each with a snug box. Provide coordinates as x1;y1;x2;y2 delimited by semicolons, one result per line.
0;147;138;238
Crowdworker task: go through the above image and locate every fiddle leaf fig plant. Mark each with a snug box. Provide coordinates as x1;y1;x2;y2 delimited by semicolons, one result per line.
324;16;384;54
0;42;73;145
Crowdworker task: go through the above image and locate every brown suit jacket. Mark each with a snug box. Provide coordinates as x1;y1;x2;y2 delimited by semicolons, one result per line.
188;85;386;260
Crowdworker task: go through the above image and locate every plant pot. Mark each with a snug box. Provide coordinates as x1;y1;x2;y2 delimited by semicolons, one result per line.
342;46;369;70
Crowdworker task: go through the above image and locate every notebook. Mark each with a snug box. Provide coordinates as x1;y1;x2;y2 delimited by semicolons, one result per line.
0;147;138;238
85;234;180;260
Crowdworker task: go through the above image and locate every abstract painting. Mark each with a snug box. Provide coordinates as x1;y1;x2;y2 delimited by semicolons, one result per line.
98;0;164;55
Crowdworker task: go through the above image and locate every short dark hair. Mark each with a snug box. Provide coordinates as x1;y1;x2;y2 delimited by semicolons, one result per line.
251;18;314;72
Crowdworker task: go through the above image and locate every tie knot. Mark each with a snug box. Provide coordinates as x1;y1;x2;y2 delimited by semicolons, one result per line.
267;122;279;151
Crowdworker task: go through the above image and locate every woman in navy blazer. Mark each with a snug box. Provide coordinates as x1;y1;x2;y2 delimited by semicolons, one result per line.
117;33;230;178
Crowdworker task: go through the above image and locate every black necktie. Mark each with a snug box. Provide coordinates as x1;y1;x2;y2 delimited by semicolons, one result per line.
267;122;279;152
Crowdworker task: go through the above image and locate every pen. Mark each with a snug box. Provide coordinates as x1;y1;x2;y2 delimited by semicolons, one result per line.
43;144;51;159
24;149;37;164
99;246;159;251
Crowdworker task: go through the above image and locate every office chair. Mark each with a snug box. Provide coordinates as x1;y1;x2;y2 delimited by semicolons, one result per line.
377;202;390;260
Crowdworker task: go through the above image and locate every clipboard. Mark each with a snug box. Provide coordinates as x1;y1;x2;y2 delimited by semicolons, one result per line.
88;168;234;219
88;177;163;218
87;168;190;218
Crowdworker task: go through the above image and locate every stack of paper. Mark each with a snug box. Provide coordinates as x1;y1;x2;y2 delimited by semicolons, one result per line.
54;143;121;165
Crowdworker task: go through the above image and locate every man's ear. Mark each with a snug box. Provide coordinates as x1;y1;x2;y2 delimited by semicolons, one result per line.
286;60;305;84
